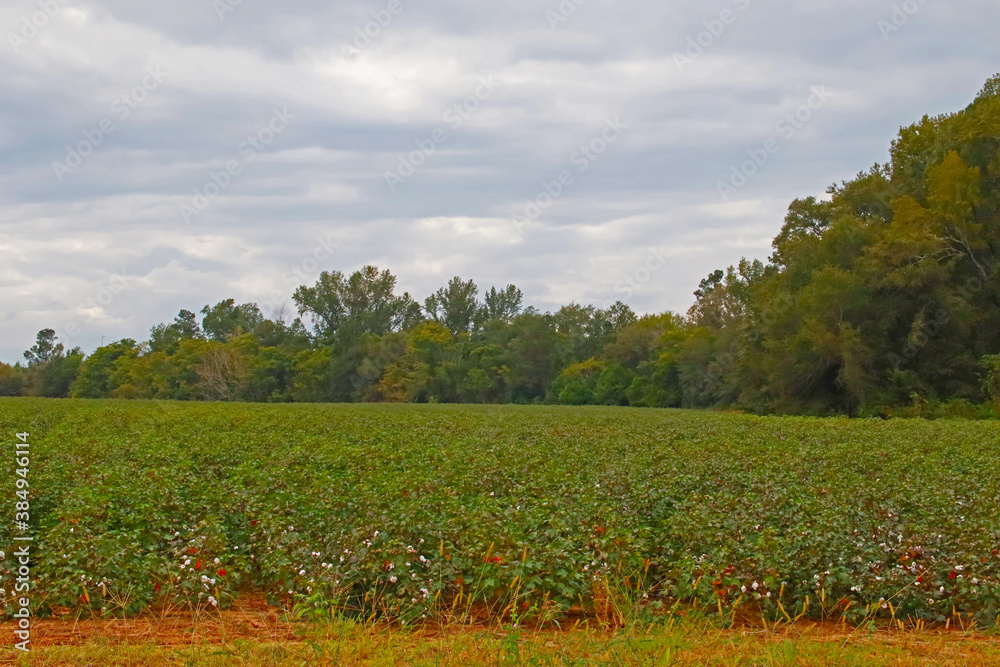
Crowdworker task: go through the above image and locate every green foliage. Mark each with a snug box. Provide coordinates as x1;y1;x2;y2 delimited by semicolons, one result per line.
4;400;1000;627
0;363;25;397
293;266;420;346
24;328;62;365
592;362;633;406
71;339;138;398
981;354;1000;407
482;284;524;323
973;73;1000;105
688;77;1000;415
424;277;479;334
201;300;265;342
20;329;84;398
551;358;606;404
376;322;463;402
149;310;202;354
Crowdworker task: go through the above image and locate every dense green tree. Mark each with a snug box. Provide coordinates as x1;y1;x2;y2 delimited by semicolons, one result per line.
21;329;83;398
149;310;203;354
201;300;265;341
981;354;1000;407
461;343;510;403
251;316;312;349
501;311;563;402
36;350;84;398
71;339;138;398
377;322;464;402
293;266;420;346
551;358;605;405
0;363;25;397
425;277;480;334
244;345;298;402
24;328;62;365
481;285;524;323
592;362;633;406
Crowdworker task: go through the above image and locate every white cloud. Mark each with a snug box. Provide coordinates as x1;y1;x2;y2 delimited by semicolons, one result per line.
0;0;997;361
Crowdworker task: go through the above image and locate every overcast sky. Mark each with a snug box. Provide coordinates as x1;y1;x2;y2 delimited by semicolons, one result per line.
1;0;997;363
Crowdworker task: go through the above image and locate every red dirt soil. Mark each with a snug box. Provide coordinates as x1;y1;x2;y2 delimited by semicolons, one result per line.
0;595;296;648
3;597;1000;650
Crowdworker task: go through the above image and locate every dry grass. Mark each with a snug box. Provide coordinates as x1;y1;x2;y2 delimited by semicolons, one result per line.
3;601;999;666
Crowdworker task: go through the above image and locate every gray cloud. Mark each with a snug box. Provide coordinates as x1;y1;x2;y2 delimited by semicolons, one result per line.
0;0;997;361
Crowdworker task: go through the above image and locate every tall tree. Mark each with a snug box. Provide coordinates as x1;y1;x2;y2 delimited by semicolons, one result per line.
424;277;480;334
201;300;265;341
0;363;25;397
24;328;62;365
149;310;203;354
293;266;420;346
481;285;523;323
71;339;138;398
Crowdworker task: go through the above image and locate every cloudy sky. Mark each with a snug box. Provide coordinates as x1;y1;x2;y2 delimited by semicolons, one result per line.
1;0;997;362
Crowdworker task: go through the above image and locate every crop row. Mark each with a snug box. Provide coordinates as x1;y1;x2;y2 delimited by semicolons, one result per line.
1;399;998;626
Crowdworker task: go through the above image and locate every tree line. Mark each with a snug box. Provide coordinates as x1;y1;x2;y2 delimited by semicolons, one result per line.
4;75;1000;417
